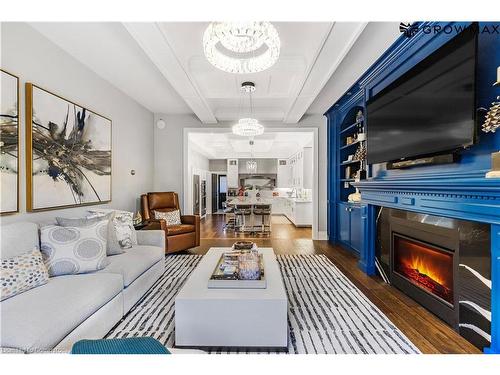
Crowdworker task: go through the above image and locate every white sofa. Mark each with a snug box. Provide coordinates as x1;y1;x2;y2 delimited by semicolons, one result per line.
0;221;165;353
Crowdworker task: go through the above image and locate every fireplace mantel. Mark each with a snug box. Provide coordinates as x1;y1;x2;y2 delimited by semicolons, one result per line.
352;177;500;354
352;177;500;225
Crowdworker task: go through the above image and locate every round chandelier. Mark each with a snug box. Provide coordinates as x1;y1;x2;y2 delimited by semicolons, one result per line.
232;118;264;137
203;22;280;74
232;82;264;137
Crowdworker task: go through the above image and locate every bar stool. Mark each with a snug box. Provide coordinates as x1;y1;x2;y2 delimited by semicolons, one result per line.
253;204;271;235
222;202;235;231
234;204;252;233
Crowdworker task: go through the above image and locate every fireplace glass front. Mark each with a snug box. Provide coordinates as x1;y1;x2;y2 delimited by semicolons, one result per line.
393;234;454;305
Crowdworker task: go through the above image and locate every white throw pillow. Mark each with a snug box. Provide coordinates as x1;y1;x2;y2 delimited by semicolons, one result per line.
1;249;49;301
40;220;110;277
88;209;137;249
154;209;182;226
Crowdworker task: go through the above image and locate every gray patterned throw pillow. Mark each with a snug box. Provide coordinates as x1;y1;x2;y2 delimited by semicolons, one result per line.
87;209;137;249
40;220;110;277
57;213;124;255
1;249;50;301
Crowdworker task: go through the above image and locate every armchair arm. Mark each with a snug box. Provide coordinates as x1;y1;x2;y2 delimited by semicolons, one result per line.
142;219;167;231
136;230;165;250
181;215;199;225
181;215;200;246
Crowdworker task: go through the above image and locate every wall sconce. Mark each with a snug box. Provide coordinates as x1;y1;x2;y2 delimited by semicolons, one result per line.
130;169;136;176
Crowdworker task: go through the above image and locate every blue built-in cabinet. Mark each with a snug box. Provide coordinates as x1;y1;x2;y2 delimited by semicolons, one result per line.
325;22;500;353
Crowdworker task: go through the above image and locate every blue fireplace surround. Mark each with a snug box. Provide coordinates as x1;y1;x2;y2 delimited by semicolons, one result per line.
325;22;500;353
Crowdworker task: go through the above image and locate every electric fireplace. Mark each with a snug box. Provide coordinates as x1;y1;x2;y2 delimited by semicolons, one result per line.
389;217;459;326
393;234;454;305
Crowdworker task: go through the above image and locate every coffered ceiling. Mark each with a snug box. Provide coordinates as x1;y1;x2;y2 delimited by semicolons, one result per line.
29;22;390;124
189;132;314;159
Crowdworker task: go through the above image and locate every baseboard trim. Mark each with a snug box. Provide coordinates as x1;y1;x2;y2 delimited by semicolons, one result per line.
315;231;328;240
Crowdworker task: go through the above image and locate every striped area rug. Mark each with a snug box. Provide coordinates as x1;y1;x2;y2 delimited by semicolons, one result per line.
106;254;420;354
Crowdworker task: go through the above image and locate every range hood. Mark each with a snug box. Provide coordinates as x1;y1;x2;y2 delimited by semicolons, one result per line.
239;173;277;189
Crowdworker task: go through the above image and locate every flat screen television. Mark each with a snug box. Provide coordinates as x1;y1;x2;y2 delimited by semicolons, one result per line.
366;27;477;165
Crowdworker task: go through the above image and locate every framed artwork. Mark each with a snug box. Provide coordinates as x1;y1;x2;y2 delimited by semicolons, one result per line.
0;69;20;215
26;83;112;211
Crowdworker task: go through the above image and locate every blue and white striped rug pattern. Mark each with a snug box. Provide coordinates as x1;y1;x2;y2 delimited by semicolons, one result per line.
106;254;420;354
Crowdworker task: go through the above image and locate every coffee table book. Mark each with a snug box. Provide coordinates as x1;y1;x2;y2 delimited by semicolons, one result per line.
208;254;266;289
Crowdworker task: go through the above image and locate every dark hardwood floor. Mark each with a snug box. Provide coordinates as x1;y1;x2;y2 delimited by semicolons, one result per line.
185;214;480;354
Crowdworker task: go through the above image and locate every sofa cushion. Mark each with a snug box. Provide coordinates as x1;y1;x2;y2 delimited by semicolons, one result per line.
99;245;163;287
166;224;195;236
0;272;122;353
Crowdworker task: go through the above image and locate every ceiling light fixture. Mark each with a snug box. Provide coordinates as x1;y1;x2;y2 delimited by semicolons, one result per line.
203;22;280;74
232;82;264;137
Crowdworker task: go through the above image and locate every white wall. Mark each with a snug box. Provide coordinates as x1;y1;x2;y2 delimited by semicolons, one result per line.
0;23;155;225
186;144;210;215
153;113;328;235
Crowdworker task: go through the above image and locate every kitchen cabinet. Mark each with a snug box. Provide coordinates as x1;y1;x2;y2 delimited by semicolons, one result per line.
278;197;312;227
287;147;312;189
277;160;291;188
337;202;363;255
227;159;239;188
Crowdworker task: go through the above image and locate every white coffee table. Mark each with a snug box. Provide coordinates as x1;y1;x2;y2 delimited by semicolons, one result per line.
175;247;288;348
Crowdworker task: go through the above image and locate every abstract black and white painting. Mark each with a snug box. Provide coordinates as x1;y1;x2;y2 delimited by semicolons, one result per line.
26;83;111;211
0;69;19;214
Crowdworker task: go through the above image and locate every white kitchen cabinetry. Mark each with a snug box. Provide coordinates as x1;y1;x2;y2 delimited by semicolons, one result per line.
287;147;312;189
278;197;312;227
276;160;291;188
227;159;239;188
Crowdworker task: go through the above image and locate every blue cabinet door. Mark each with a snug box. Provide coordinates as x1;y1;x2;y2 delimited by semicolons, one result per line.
349;205;363;254
338;204;350;244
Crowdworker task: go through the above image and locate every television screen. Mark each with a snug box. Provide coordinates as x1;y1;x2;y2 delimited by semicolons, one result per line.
366;28;476;165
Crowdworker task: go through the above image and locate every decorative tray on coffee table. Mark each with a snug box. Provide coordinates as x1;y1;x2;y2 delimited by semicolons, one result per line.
208;246;266;289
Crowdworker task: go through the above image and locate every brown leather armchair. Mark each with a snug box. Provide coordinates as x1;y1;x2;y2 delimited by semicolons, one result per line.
140;192;200;253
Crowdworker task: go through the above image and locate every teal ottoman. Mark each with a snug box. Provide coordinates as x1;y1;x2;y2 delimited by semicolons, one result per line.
71;337;170;354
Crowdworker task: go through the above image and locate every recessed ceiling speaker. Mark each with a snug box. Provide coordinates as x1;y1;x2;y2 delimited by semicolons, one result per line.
156;119;166;129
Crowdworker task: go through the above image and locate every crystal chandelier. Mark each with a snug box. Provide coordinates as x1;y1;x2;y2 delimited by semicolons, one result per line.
232;118;264;137
203;22;280;74
232;82;264;137
247;140;258;172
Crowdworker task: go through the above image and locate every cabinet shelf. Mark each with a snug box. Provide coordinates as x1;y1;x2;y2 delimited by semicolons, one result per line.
340;121;362;135
340;140;362;150
340;178;355;182
340;159;361;166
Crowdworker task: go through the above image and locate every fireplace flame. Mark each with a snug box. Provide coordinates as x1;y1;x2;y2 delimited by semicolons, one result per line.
403;255;446;286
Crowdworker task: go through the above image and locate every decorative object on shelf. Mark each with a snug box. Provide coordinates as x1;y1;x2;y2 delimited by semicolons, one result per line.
482;96;500;133
348;188;362;203
353;143;367;161
356;110;364;123
25;83;112;211
203;22;280;74
484;66;500;178
232;82;264;137
0;69;19;214
486;152;500;178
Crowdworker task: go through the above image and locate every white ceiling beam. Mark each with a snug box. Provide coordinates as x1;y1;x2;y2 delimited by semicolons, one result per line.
123;22;217;123
284;22;367;123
